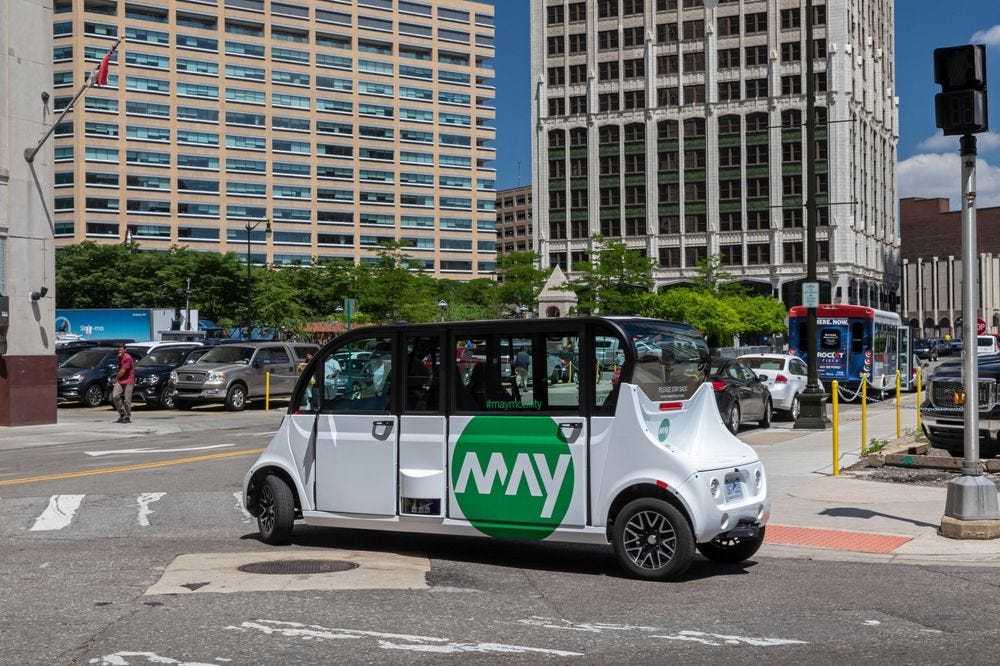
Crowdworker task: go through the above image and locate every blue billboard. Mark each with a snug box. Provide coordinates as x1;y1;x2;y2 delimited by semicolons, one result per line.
55;309;153;342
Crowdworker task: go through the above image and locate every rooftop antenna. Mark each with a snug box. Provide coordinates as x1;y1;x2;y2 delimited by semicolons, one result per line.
517;161;521;187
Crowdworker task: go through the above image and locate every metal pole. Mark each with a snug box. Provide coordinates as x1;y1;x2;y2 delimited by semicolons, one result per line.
794;0;830;429
246;221;252;338
831;380;839;476
942;133;1000;524
185;278;192;331
861;374;868;455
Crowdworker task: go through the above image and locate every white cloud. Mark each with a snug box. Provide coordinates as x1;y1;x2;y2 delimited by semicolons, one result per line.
918;130;1000;153
898;152;1000;209
970;24;1000;46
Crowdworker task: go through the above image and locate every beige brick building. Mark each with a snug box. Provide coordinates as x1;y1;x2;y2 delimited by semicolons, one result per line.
52;0;497;277
495;184;533;255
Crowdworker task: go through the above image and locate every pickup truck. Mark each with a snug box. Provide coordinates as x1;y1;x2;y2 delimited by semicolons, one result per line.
920;356;1000;457
170;342;317;411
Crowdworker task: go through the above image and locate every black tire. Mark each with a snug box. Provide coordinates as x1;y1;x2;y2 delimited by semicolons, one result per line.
257;475;295;545
351;382;363;398
726;402;741;435
612;497;694;581
697;527;766;564
175;399;193;411
159;387;175;410
758;398;772;428
787;394;801;421
225;383;247;411
83;383;105;408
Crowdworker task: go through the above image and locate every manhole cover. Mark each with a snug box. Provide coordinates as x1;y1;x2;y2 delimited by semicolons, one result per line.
238;560;359;575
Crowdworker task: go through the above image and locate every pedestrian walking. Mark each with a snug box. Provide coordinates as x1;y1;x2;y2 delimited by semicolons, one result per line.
514;348;531;389
112;343;135;423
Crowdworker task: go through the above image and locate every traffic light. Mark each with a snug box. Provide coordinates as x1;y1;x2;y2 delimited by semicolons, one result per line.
934;45;989;135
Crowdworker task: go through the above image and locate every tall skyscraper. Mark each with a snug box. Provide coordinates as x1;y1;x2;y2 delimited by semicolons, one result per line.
531;0;899;308
52;0;497;277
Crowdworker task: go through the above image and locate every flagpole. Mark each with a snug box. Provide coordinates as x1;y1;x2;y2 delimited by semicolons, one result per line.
24;35;123;164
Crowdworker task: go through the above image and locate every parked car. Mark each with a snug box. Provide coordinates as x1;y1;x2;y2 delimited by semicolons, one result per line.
55;340;100;366
170;342;318;411
950;338;963;354
921;355;1000;457
57;347;141;407
913;338;938;362
708;358;773;434
131;346;210;409
127;340;204;357
976;335;1000;357
737;353;809;420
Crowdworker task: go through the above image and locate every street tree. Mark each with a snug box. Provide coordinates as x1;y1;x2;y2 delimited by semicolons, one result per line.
494;251;548;316
569;236;654;315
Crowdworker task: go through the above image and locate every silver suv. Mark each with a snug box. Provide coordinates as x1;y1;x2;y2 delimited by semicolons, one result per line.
170;342;317;411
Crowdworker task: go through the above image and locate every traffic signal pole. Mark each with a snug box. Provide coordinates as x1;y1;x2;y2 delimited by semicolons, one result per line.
932;44;1000;536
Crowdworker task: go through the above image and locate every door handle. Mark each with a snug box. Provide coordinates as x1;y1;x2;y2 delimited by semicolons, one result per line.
373;420;394;427
558;422;581;429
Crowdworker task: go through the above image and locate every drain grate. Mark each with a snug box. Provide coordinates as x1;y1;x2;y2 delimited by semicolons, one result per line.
238;559;359;575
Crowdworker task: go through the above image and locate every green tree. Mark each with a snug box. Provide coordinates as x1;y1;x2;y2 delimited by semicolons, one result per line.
494;252;548;315
639;288;743;346
569;236;654;315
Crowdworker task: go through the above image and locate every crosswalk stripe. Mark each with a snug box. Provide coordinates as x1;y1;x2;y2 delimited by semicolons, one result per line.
30;494;85;531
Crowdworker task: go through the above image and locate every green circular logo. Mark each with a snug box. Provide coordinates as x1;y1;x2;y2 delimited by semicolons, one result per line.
658;417;671;442
452;416;574;540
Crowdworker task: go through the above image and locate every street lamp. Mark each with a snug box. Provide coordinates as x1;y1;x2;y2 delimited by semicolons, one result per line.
438;299;448;322
794;0;831;430
244;218;271;339
179;278;193;331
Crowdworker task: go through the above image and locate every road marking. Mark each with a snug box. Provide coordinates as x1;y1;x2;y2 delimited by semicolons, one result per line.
517;617;806;647
226;620;582;657
30;494;85;531
86;444;234;457
0;448;265;487
88;651;219;665
137;492;166;526
232;491;253;522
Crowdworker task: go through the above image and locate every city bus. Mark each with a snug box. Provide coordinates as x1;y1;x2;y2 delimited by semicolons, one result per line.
243;317;770;581
787;304;912;396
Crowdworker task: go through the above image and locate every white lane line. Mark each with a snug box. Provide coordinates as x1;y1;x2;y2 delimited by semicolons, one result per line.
227;620;582;657
85;444;234;457
136;492;167;527
233;491;253;522
30;494;85;531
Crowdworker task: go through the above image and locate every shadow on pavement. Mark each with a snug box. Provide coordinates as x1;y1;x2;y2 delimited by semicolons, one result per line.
239;525;759;583
819;506;939;529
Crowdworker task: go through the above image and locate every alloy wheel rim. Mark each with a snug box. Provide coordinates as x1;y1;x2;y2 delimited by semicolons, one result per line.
233;389;245;408
622;510;677;570
259;485;274;535
87;386;103;406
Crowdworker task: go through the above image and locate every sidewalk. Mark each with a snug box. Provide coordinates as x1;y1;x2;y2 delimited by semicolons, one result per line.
742;393;1000;565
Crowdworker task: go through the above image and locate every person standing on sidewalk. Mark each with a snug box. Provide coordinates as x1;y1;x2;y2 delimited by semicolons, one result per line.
112;343;135;424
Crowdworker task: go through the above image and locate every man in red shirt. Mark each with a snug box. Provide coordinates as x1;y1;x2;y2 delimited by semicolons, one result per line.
112;343;135;424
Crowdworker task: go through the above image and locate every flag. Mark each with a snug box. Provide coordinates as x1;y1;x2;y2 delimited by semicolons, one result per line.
94;45;117;87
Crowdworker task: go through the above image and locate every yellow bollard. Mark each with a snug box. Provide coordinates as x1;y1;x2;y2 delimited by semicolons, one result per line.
265;371;270;411
860;374;868;456
896;369;903;439
916;366;922;432
832;380;840;477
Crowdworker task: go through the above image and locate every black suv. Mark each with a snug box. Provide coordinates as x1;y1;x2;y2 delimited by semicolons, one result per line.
132;345;210;409
921;356;1000;457
57;347;141;407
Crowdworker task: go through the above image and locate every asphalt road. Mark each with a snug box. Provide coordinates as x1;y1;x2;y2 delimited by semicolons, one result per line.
2;402;1000;665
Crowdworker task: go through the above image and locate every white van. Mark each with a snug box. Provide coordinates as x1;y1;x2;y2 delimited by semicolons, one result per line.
243;317;770;581
976;335;1000;357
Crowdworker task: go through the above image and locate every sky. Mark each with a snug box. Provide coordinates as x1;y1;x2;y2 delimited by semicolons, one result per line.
492;0;1000;209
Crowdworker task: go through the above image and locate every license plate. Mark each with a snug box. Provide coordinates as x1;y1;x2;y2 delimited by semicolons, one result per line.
725;481;744;503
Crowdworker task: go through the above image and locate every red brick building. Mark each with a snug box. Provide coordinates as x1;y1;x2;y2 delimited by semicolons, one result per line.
900;197;1000;336
900;197;1000;261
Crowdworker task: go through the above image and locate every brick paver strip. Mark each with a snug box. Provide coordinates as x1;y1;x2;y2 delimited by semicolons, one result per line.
765;524;912;554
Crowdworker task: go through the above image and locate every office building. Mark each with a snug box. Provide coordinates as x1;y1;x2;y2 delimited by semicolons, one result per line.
495;184;533;255
52;0;497;277
531;0;899;308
